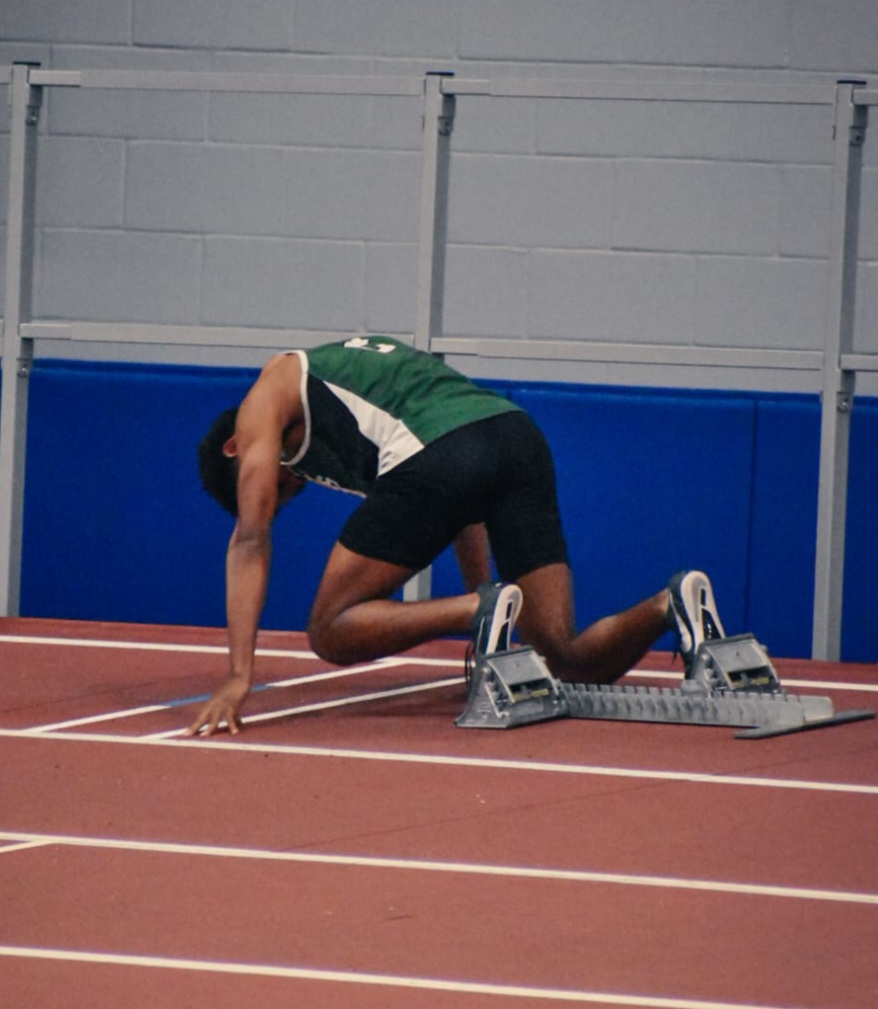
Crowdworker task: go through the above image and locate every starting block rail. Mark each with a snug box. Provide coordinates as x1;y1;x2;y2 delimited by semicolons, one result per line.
456;636;875;739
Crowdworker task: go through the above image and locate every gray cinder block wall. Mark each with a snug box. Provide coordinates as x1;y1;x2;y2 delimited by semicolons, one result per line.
0;0;876;392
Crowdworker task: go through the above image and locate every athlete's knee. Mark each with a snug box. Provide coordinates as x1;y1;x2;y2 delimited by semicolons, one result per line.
307;611;351;665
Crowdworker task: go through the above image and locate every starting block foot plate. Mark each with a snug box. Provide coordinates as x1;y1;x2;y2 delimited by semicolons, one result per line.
456;647;568;729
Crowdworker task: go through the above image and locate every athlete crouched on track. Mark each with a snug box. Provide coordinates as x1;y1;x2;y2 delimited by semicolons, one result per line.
187;336;709;736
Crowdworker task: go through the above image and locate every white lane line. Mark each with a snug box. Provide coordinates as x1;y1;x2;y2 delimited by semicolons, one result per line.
24;659;463;733
1;830;874;906
0;633;463;667
149;677;464;739
30;704;172;732
1;727;875;795
0;633;315;658
0;839;54;856
0;944;825;1008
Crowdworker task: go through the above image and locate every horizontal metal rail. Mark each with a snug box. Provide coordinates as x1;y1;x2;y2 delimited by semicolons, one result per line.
17;321;411;351
28;68;423;96
433;336;824;372
443;77;836;106
20;68;845;107
7;324;826;373
12;328;872;381
3;324;830;376
841;353;878;372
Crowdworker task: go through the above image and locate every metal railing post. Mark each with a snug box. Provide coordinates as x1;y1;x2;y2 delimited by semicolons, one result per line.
811;81;867;660
404;73;456;604
413;71;455;356
0;63;41;616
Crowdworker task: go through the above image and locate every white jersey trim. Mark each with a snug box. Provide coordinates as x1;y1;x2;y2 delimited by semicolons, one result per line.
285;349;424;477
324;380;425;475
287;350;311;467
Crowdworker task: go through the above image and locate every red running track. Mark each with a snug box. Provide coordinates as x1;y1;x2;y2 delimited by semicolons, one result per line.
1;616;876;1009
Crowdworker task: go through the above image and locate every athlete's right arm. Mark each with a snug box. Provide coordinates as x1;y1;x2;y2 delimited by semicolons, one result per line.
184;444;278;737
186;363;300;736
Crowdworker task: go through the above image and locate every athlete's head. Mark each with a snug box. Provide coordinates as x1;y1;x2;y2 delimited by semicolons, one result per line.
198;408;240;516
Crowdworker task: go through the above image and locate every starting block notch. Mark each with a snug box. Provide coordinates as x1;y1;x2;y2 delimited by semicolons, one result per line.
456;634;875;738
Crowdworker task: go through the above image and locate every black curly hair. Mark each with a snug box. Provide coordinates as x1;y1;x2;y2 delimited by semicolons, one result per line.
198;407;240;516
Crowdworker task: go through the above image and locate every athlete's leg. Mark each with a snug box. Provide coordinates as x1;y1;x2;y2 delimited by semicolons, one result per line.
477;412;670;683
308;541;479;665
452;523;492;591
306;422;505;664
514;563;669;684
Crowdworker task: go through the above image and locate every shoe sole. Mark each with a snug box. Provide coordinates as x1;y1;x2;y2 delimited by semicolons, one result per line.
672;572;725;657
482;584;523;655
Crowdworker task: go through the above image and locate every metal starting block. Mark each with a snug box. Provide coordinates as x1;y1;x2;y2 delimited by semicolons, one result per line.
456;634;875;739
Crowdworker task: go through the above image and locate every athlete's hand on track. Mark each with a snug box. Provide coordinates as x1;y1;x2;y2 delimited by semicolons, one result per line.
184;676;251;737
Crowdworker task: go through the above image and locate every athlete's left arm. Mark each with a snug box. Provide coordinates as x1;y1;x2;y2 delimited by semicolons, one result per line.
453;523;492;591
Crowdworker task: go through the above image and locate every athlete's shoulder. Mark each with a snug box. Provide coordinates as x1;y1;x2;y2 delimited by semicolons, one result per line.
241;352;304;424
261;350;303;378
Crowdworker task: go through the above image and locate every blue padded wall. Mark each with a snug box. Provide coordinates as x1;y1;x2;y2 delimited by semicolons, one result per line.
844;398;878;662
20;360;358;630
11;359;878;661
748;397;821;658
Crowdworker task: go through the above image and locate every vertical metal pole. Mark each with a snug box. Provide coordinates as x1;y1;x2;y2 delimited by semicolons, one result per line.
0;64;41;616
404;73;455;602
811;82;867;660
413;71;455;355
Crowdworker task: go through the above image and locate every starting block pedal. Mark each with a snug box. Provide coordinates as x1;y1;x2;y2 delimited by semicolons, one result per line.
456;634;874;738
455;647;568;729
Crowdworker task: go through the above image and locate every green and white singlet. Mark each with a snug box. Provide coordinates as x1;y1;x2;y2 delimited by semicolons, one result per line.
284;337;521;496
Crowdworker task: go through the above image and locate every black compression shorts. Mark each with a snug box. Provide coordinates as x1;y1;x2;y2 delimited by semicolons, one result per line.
338;410;568;581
